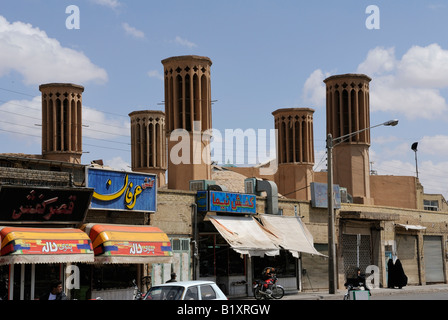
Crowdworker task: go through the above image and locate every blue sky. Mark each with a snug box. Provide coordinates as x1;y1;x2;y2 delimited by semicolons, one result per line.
1;0;448;198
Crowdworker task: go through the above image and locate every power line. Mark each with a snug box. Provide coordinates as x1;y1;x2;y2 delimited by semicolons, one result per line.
0;87;36;97
0;127;40;138
0;98;131;131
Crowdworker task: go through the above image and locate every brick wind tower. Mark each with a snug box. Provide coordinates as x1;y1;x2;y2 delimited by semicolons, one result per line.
324;74;373;204
39;83;84;164
272;108;315;200
162;55;213;190
129;110;167;187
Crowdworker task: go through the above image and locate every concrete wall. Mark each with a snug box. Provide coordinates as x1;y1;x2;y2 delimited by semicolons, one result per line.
370;175;420;209
153;189;196;236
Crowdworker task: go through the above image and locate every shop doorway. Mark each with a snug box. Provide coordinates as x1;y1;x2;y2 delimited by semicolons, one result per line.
342;234;372;278
396;234;419;285
252;250;298;293
198;233;246;296
0;264;63;300
0;263;95;300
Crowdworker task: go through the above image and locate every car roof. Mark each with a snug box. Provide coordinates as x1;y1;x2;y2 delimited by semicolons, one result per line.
151;280;217;287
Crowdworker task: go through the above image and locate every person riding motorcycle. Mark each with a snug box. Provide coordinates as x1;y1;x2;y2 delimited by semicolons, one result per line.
261;267;276;291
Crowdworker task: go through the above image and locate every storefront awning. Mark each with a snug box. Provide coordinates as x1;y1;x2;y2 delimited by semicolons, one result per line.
0;227;94;265
208;215;279;257
81;224;172;264
257;215;326;258
395;223;427;231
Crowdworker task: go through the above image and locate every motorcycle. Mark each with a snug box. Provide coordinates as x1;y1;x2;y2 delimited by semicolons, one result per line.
343;282;370;300
133;279;144;300
253;275;285;300
132;276;151;300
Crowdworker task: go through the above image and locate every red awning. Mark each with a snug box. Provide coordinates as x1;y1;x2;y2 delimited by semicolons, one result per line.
0;227;94;265
82;224;172;264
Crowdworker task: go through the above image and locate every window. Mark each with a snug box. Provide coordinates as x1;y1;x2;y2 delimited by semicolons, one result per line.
172;238;190;251
200;285;217;300
146;286;184;300
424;200;439;211
199;233;245;277
184;286;198;300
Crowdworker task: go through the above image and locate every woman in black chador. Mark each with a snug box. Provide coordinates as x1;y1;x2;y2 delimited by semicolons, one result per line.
394;259;408;289
388;258;408;289
387;259;396;288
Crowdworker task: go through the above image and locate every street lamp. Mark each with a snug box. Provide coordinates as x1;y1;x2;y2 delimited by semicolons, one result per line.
411;142;419;179
326;119;398;294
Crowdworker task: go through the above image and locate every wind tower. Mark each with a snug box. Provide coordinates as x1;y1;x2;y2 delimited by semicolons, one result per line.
162;55;213;190
324;74;374;204
129;110;167;187
272;108;315;200
39;83;84;164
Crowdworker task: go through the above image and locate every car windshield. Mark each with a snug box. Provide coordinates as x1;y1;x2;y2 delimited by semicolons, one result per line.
144;286;184;300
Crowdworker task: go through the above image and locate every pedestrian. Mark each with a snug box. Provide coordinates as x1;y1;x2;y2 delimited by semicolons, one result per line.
387;258;396;288
39;279;67;300
166;272;177;283
394;259;408;289
356;268;371;295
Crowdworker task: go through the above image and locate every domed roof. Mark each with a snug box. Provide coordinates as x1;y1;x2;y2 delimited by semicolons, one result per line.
211;166;248;193
211;166;284;198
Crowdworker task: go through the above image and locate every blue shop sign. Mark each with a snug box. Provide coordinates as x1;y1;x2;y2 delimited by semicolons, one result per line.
87;167;157;212
310;182;341;209
197;191;256;214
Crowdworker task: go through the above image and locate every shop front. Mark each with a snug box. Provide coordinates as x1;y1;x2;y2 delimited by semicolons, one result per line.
81;223;172;299
0;185;94;300
196;190;325;298
84;168;172;299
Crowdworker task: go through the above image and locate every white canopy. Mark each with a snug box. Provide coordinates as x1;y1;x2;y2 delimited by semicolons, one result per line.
209;215;279;257
258;214;326;258
209;214;326;258
395;223;427;231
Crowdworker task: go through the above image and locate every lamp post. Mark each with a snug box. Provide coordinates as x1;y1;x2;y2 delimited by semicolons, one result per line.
411;142;419;179
326;119;398;294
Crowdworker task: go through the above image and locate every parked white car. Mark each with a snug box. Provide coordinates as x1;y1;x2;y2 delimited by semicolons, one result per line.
143;280;227;300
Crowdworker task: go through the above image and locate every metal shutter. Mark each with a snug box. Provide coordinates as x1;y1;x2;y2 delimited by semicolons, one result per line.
396;235;419;285
423;236;445;283
342;234;372;277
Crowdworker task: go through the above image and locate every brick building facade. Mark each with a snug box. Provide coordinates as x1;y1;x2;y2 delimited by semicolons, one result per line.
1;56;448;300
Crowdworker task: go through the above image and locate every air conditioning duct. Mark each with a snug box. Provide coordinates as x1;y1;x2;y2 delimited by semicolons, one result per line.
256;180;279;215
189;180;216;191
208;184;228;191
244;178;260;195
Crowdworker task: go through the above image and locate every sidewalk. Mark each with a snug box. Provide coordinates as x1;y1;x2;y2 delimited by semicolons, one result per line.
286;283;448;300
232;283;448;300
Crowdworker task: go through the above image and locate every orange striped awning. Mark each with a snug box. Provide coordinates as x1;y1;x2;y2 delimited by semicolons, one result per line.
81;224;172;264
0;227;94;265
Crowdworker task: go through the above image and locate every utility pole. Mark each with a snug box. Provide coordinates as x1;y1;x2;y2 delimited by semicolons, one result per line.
327;133;337;294
326;119;398;294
